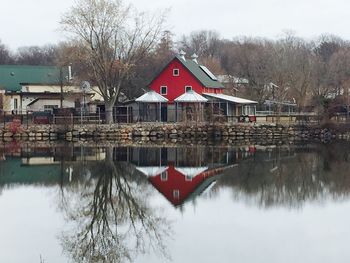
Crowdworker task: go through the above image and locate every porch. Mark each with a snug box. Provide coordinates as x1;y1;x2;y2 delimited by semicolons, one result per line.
132;91;258;123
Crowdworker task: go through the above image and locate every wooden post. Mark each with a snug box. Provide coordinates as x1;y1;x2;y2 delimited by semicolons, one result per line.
175;102;178;122
226;102;229;122
159;102;161;122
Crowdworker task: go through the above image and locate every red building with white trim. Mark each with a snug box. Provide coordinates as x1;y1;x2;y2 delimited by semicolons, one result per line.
149;53;224;103
135;52;257;122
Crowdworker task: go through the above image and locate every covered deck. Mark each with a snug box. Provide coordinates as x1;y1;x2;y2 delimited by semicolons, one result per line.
134;91;257;123
203;93;257;122
174;90;208;122
135;91;168;122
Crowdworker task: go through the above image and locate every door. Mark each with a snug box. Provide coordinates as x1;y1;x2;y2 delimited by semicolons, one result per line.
161;105;167;122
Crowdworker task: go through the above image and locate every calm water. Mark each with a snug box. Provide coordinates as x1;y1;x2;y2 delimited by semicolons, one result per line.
1;142;350;263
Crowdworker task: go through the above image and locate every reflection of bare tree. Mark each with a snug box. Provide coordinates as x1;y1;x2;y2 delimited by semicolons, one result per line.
218;144;350;209
59;151;171;263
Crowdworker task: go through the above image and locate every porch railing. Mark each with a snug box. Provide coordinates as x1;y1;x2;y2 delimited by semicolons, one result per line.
0;107;347;126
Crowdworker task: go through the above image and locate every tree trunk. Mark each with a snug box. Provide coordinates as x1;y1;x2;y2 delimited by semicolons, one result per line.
105;102;114;124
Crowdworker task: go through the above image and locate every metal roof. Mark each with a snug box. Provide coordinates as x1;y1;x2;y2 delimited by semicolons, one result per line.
136;166;168;177
135;90;168;103
174;90;208;103
175;55;224;88
174;167;209;178
203;93;257;104
0;65;63;92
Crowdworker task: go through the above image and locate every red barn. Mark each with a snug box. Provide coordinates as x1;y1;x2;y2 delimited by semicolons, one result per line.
135;52;257;122
137;163;222;207
149;53;224;102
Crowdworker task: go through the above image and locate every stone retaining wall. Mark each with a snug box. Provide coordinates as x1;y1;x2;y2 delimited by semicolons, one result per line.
0;122;343;142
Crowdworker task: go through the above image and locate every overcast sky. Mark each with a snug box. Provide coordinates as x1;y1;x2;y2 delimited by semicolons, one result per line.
1;0;350;50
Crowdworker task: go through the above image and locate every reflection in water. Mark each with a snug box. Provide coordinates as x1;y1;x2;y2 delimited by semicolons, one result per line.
130;146;245;207
59;149;171;263
1;142;350;261
1;142;350;209
217;144;350;208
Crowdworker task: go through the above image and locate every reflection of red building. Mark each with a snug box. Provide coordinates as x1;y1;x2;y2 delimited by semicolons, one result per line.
137;163;231;207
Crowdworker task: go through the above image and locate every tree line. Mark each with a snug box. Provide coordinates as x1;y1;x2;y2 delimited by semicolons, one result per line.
0;41;58;65
2;0;350;122
178;31;350;117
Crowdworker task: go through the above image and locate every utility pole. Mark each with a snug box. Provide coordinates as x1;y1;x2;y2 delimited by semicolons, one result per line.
60;67;64;109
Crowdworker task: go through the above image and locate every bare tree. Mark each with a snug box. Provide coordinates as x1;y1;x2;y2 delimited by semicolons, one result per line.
179;30;221;58
0;40;14;64
268;34;313;111
127;30;176;99
59;152;170;262
15;45;58;65
221;38;274;103
60;0;166;123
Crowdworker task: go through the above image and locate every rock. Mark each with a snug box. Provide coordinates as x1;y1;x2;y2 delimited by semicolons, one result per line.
169;134;178;139
3;132;13;137
141;131;150;136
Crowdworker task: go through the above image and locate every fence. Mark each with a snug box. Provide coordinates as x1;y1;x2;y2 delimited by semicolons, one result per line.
0;107;135;127
0;110;34;128
0;108;347;126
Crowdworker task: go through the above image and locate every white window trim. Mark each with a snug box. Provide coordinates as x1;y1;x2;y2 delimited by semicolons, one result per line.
173;69;179;76
185;86;192;92
13;98;18;109
185;175;192;181
160;171;168;181
160;86;167;95
173;189;180;199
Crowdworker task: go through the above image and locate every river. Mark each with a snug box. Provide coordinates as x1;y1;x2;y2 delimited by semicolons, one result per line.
0;141;350;263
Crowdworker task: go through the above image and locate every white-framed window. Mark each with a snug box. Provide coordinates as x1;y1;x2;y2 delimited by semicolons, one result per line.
185;86;192;92
173;189;180;199
160;86;167;95
185;175;192;181
173;69;179;76
13;98;18;109
160;171;168;181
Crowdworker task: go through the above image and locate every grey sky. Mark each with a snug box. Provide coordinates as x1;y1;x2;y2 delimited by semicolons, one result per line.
1;0;350;49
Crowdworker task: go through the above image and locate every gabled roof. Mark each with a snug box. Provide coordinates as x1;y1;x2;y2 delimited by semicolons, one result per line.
0;65;62;92
203;93;257;104
174;167;209;178
135;90;168;103
174;90;208;103
174;55;224;88
148;55;224;89
136;166;169;177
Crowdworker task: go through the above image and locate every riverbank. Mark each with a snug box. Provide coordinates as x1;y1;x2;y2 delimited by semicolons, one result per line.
0;122;347;142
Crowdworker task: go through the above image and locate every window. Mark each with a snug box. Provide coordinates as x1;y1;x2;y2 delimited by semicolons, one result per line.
160;171;168;181
173;190;180;199
173;69;179;76
13;98;18;109
185;175;192;181
185;86;192;92
160;86;167;95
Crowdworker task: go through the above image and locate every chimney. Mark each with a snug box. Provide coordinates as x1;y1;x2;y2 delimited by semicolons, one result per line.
191;53;198;64
179;50;186;61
